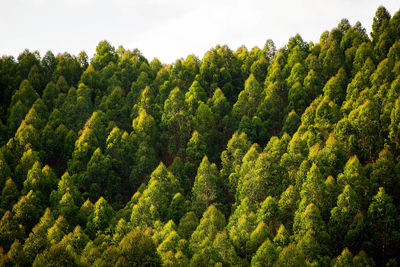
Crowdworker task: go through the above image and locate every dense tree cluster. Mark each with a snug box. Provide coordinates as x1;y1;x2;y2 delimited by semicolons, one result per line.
0;6;400;266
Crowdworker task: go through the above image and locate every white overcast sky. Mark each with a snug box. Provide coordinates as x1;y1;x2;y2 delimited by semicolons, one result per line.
0;0;399;63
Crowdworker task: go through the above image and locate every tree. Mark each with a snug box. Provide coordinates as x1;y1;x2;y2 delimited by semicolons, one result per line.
0;150;11;186
161;87;191;158
278;185;298;230
329;185;361;253
15;116;41;150
85;197;114;238
367;187;399;265
1;178;19;212
51;171;82;211
57;191;79;225
256;196;281;235
232;74;263;119
275;244;307;267
337;156;369;206
53;53;82;86
4;239;25;266
47;216;69;246
294;203;330;264
0;55;21;110
227;197;257;258
178;211;199;240
100;86;129;129
370;149;400;203
143;162;182;220
231;143;261;199
168;193;188;224
79;199;94;224
273;224;290;249
23;162;57;203
287;62;307;89
192;156;224;217
350;99;381;161
28;64;44;94
184;131;207;190
185;80;207;115
333;248;354;267
321;36;345;80
211;230;242;266
282;110;301;136
157;230;182;264
14;148;40;188
42;82;60;111
250;239;278;267
250;56;269;83
22;208;54;264
91;40;118;70
297;163;328;216
68;127;98;174
263;39;276;62
0;211;24;251
371;6;392;57
12;190;43;234
131;85;156;120
304;69;322;100
8;80;39;134
132;108;158;145
237;151;284;203
189;205;226;253
256;82;285;137
118;229;162;266
55;75;69;94
82;147;118;201
193;102;216;136
389;96;400;148
33;243;80;267
286;81;309;116
323;67;347;105
352;43;375;77
220;132;251;180
11;80;39;108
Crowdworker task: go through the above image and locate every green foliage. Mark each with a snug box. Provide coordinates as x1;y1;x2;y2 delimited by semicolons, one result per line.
185;80;207;115
92;40;118;70
233;74;263;119
221;132;251;181
227;197;257;258
329;185;361;253
86;197;114;238
275;244;307;267
178;211;199;239
162;87;191;158
0;8;399;265
184;131;207;189
189;205;226;252
33;242;80;267
256;196;280;234
0;211;24;251
367;187;399;265
192;156;224;217
22;208;54;264
12;190;43;234
1;178;19;212
251;239;278;267
118;229;162;266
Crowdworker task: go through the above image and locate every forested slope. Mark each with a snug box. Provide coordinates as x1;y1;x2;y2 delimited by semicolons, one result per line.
0;6;400;266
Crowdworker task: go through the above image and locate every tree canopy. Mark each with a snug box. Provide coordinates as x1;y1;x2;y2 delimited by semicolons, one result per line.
0;6;399;266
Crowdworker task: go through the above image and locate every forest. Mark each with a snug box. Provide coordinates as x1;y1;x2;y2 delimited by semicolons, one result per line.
0;5;399;266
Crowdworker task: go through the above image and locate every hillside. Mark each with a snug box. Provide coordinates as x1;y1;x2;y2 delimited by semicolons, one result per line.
0;6;400;266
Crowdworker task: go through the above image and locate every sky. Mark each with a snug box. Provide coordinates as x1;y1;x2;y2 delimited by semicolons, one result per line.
0;0;399;64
